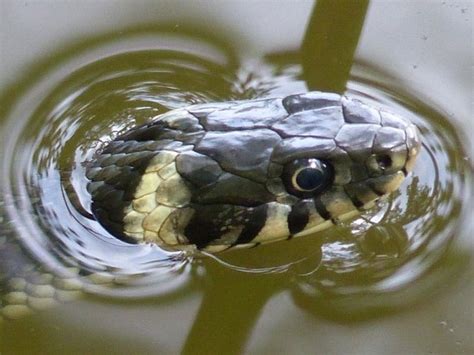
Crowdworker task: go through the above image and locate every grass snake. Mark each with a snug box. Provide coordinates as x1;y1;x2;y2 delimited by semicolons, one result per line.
1;91;421;320
87;91;421;252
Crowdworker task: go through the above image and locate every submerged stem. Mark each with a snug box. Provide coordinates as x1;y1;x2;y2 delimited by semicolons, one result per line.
302;0;370;93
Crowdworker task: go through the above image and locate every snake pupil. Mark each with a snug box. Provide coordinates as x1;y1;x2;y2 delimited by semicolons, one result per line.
296;168;324;191
283;158;333;197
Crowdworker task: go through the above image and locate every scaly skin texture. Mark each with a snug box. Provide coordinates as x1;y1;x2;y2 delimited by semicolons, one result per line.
86;92;421;252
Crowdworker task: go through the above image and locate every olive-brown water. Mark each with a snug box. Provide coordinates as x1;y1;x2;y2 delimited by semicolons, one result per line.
1;1;472;354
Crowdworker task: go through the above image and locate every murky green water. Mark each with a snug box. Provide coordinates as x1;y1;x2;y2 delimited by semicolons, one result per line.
1;1;472;354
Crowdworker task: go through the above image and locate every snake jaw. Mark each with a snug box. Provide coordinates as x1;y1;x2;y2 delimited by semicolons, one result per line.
86;92;422;253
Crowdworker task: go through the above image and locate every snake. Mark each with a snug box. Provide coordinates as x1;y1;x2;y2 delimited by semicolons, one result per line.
86;91;421;252
1;91;421;320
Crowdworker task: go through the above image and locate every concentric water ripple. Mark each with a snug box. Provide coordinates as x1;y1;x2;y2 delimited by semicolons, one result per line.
1;43;243;301
0;32;472;319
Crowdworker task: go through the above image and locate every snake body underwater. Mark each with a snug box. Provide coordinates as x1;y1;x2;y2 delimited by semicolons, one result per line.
1;91;421;319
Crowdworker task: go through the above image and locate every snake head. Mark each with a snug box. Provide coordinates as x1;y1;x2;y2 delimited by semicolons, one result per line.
86;92;421;253
268;93;422;239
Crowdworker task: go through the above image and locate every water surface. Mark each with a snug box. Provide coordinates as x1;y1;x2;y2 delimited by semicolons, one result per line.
1;1;472;354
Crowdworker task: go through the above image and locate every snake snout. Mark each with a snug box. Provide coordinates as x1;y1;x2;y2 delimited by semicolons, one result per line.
365;110;422;178
343;112;422;208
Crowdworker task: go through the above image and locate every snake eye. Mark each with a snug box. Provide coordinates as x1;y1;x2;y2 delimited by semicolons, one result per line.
282;158;334;197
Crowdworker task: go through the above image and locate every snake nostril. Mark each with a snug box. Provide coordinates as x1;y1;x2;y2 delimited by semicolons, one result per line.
376;155;392;170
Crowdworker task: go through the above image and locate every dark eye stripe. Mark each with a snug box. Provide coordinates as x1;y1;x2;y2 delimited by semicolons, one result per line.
234;205;268;244
313;198;332;220
288;201;310;234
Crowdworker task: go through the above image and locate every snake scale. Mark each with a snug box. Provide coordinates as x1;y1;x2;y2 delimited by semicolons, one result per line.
87;91;421;252
1;91;421;320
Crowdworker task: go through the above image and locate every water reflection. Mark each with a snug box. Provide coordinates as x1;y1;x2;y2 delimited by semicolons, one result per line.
302;0;370;93
0;20;472;355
